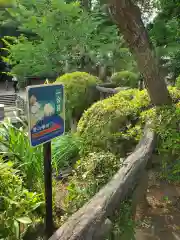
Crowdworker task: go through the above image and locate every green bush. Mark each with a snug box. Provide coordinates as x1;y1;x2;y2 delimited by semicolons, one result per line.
175;75;180;89
77;89;149;156
55;72;101;127
141;103;180;182
58;151;135;238
77;87;180;157
61;151;120;216
58;151;135;237
0;158;44;239
168;86;180;101
110;71;139;88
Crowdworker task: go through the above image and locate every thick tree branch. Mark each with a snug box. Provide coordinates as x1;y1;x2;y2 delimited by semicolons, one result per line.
108;0;172;106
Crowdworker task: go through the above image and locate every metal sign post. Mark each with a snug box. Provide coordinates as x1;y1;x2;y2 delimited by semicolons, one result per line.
26;84;65;239
43;141;53;238
0;104;5;122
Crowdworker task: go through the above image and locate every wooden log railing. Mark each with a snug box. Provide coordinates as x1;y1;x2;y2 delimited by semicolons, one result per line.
96;83;130;99
49;125;155;240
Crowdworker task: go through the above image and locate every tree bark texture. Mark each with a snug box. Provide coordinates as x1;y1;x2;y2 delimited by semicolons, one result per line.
109;0;172;106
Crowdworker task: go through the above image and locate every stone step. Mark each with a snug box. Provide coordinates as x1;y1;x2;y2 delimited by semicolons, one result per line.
0;98;15;101
0;102;15;107
0;94;16;107
0;94;16;99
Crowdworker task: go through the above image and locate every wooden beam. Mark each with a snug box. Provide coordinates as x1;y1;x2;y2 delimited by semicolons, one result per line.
96;85;119;94
96;85;130;94
49;125;155;240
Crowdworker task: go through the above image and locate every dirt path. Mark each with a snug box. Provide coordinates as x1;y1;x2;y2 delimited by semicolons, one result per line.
135;172;180;240
54;168;180;240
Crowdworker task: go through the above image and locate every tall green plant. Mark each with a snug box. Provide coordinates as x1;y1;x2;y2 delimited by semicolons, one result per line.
0;120;43;191
0;120;82;190
52;134;81;172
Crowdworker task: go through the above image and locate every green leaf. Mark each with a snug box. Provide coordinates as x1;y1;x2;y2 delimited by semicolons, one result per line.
16;217;32;224
31;201;44;211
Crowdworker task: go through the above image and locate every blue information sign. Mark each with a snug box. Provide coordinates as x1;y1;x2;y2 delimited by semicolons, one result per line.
27;84;65;147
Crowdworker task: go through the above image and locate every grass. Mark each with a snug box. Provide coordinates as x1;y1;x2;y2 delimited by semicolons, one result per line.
52;133;81;172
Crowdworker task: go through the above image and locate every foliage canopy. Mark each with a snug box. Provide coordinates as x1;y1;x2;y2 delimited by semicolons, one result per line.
2;0;123;79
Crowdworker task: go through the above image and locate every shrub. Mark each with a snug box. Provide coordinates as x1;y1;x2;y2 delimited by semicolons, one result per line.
175;75;180;89
0;158;44;239
140;103;180;182
110;71;139;88
55;72;101;128
77;89;150;156
57;152;135;238
61;151;120;216
77;87;180;156
168;86;180;102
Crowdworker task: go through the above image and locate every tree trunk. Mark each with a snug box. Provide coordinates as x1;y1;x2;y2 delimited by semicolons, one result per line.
109;0;172;106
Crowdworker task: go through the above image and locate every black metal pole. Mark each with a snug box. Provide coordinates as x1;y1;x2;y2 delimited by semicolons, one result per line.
43;141;53;239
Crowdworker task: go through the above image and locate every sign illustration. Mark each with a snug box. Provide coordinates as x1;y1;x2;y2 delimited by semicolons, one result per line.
27;84;65;147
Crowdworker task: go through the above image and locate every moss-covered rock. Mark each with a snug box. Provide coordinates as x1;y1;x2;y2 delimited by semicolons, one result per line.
77;87;180;156
110;71;139;88
55;72;101;129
